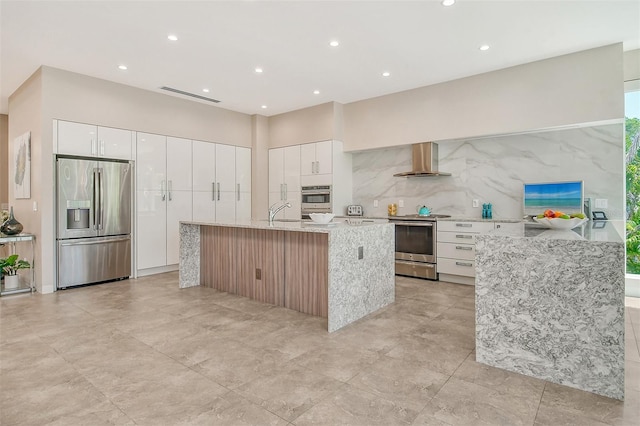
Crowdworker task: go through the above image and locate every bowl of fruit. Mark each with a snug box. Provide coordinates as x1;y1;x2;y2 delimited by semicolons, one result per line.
532;210;588;229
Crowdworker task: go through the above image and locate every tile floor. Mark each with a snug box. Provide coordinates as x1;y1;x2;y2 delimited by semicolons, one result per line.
1;273;639;425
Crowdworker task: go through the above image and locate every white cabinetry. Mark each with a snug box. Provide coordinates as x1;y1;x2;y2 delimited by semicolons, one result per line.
300;140;332;178
269;145;301;219
235;147;252;220
192;141;251;222
437;220;523;285
56;120;132;160
136;133;192;271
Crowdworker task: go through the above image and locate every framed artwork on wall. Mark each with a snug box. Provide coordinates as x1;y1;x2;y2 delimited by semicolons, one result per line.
14;131;31;199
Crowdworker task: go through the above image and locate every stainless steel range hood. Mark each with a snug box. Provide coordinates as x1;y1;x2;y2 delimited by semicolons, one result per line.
393;142;451;177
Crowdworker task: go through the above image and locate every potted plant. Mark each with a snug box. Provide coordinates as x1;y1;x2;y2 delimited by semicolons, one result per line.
0;254;30;290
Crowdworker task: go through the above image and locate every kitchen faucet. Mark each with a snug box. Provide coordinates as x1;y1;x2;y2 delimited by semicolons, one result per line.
268;202;292;224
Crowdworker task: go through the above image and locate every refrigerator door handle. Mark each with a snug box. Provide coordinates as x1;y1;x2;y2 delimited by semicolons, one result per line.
98;168;104;230
92;168;99;230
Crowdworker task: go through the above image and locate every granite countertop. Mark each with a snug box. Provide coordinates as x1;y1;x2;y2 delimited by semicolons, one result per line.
481;220;624;243
436;217;523;223
181;219;391;233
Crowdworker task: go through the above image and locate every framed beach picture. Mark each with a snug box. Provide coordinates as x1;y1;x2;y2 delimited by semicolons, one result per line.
14;131;31;199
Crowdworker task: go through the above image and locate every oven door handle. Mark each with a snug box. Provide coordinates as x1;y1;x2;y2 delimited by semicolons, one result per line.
391;221;434;227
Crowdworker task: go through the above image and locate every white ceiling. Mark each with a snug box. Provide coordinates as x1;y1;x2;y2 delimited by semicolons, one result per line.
1;0;639;116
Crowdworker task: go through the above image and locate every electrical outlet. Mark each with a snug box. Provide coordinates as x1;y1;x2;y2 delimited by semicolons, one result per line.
33;201;38;211
472;199;479;208
398;200;404;208
595;199;608;209
373;199;379;207
255;268;262;280
358;246;364;260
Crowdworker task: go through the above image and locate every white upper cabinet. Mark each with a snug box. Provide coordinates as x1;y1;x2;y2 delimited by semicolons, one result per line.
57;120;132;160
300;140;332;176
166;137;192;191
97;127;132;160
192;140;216;192
136;132;167;191
283;145;301;190
215;144;236;193
235;147;251;194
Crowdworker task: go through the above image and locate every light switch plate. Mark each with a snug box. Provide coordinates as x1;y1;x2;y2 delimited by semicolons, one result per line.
398;200;404;208
373;199;379;207
472;199;479;208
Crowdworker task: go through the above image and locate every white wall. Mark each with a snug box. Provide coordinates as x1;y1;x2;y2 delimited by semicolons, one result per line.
268;102;340;148
0;114;8;207
344;44;624;151
352;123;624;220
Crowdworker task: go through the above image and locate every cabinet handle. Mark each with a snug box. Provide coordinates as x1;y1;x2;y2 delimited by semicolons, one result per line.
237;183;240;201
284;183;288;200
161;180;166;201
217;183;220;201
212;182;215;201
455;223;473;227
455;246;473;250
455;234;473;239
168;180;172;201
456;261;473;267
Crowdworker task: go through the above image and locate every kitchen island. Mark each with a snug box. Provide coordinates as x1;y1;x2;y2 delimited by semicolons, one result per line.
179;219;395;332
475;221;625;400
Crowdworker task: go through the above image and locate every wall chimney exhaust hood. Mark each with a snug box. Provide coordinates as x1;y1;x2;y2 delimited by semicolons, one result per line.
393;142;451;177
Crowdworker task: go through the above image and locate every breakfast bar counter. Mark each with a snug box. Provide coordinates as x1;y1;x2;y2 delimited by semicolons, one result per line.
179;219;395;332
475;221;625;400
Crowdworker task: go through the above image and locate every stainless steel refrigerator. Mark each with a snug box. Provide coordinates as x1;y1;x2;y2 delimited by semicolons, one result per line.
56;156;132;289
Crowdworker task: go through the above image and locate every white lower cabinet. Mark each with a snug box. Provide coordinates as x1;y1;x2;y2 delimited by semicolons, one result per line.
136;190;167;270
437;220;523;285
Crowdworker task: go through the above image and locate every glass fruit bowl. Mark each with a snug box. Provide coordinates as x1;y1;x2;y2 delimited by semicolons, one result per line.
532;216;588;230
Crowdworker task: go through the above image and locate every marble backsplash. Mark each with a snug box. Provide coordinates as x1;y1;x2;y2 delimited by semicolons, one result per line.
352;123;624;220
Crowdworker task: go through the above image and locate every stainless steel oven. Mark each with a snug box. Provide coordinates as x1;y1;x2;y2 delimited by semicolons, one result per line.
389;215;450;280
301;185;331;219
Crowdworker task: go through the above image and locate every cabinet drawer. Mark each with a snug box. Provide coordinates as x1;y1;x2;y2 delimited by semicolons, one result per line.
437;258;476;277
494;222;524;233
437;232;478;244
438;221;494;233
437;242;475;260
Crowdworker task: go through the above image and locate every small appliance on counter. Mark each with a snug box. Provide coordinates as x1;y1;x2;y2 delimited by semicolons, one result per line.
346;205;364;216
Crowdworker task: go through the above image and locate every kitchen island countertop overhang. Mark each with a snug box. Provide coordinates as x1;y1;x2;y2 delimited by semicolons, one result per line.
178;219;395;332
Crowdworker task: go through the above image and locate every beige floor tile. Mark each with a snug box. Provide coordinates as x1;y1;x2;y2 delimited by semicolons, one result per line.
246;324;334;360
534;404;611;426
422;376;540;425
453;356;546;399
329;320;404;354
385;334;472;376
410;318;476;350
348;355;449;411
235;363;343;422
539;382;626;425
142;390;289;426
293;383;420;426
380;297;452;319
292;339;381;382
192;343;289;389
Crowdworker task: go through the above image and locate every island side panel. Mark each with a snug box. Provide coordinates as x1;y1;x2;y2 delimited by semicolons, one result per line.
327;223;395;332
284;232;329;317
238;228;286;306
475;235;625;400
179;223;200;288
200;226;237;293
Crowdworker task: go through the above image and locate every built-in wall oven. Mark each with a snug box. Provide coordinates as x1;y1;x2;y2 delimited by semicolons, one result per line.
301;185;332;219
389;215;450;280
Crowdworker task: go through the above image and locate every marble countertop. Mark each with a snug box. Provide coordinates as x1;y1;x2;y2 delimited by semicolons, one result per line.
436;217;523;223
181;218;391;233
480;220;624;243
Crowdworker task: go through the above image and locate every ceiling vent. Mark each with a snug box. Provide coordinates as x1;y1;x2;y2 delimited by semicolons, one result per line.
160;86;221;103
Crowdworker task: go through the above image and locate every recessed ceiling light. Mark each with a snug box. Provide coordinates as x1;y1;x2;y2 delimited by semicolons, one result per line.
313;90;320;95
382;71;391;77
261;105;267;109
202;88;210;93
442;0;455;6
167;34;178;41
329;40;340;47
255;67;263;73
479;45;490;51
118;65;127;70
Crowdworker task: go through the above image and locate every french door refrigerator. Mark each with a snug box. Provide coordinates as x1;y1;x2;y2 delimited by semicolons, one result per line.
56;156;132;289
